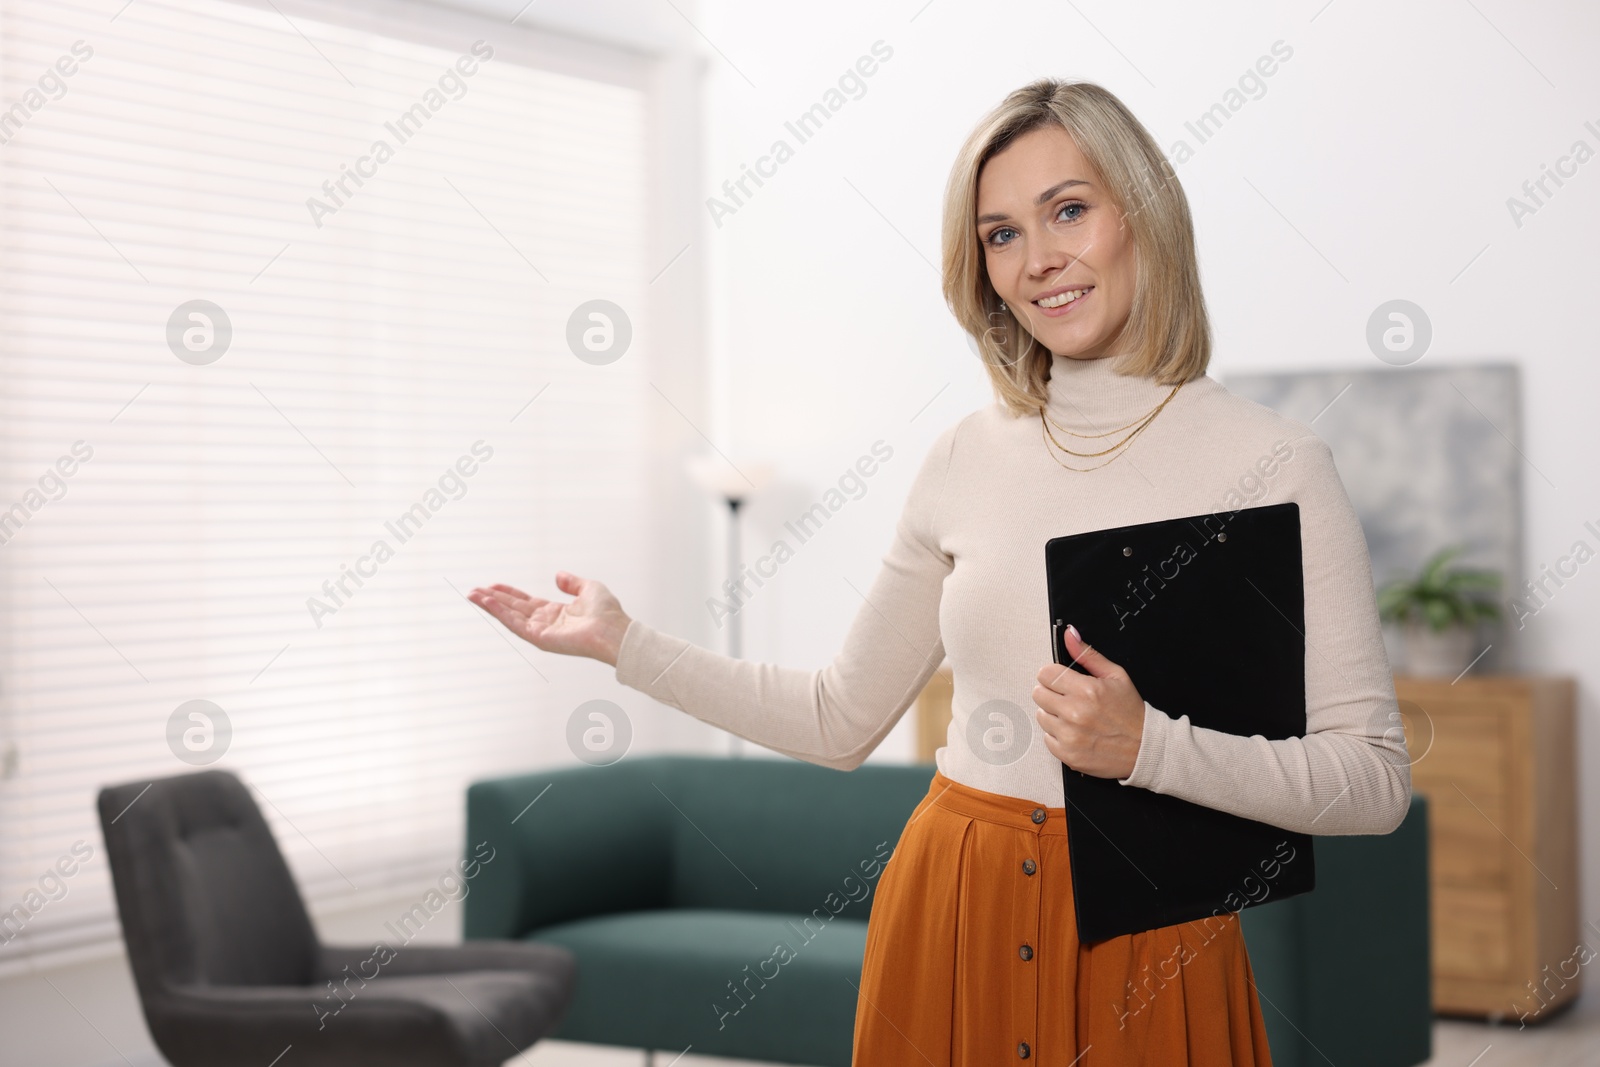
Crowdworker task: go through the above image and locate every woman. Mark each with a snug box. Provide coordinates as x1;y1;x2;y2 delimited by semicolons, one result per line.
470;79;1412;1066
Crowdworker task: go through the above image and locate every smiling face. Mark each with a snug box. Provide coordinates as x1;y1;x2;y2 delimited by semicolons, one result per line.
975;124;1137;362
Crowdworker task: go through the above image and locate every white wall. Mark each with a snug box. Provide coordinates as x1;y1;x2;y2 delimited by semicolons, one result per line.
690;0;1600;1016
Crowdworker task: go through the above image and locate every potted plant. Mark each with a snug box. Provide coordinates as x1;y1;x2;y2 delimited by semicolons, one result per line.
1376;545;1502;677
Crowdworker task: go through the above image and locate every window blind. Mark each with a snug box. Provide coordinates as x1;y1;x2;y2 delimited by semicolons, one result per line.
0;0;658;969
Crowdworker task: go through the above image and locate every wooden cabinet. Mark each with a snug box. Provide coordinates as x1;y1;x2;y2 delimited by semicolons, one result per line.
913;665;953;764
1395;675;1581;1022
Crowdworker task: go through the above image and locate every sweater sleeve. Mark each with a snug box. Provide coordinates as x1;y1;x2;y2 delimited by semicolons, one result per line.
611;424;960;770
1115;433;1414;836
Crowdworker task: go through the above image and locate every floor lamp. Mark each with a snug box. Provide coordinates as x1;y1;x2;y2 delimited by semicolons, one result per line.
687;456;773;757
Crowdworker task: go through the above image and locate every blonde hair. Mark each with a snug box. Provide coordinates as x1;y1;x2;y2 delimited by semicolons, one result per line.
941;79;1211;418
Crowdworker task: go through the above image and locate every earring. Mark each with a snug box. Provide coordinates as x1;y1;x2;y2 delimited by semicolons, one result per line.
999;300;1007;312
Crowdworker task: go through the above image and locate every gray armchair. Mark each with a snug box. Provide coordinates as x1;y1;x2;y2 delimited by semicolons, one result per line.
98;769;576;1067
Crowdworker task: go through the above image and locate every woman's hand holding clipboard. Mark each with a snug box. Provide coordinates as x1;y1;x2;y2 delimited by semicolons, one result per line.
1032;623;1147;781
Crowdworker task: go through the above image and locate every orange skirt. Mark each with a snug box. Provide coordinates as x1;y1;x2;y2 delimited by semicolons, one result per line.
852;770;1274;1065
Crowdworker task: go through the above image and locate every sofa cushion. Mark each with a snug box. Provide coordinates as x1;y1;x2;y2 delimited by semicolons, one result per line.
531;908;867;1065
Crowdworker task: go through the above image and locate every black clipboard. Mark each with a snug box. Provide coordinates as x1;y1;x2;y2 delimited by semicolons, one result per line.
1045;501;1315;944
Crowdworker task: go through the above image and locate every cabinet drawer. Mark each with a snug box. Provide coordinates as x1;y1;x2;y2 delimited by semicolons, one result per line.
1434;885;1513;979
1400;701;1506;801
1427;796;1509;885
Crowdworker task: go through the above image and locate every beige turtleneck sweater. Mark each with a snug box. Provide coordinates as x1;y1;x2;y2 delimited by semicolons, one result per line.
614;353;1412;836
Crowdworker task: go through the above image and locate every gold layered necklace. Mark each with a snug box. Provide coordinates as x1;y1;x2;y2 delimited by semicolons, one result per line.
1039;381;1183;472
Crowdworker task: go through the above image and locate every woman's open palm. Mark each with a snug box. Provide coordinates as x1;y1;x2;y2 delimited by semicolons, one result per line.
467;572;631;666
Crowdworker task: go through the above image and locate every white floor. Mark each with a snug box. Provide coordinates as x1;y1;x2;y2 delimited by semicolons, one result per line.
1420;1008;1600;1067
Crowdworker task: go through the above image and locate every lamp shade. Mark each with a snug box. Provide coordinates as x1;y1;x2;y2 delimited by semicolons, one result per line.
686;454;774;503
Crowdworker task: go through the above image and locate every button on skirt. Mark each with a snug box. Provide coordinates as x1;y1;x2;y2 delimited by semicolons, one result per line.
851;770;1275;1065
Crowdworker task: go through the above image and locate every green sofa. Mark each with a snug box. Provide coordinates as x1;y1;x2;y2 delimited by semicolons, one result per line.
465;755;1430;1066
